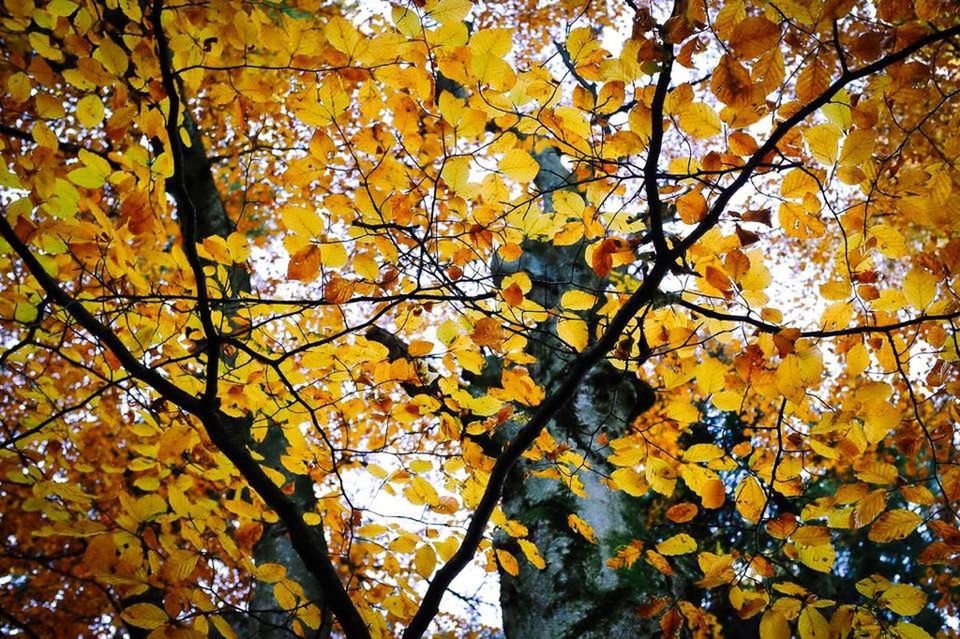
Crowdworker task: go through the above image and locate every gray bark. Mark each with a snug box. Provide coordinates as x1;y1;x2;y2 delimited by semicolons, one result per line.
484;149;661;639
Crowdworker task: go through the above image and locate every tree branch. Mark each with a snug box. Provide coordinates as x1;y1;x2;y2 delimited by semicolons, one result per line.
150;0;221;403
644;0;681;258
677;298;960;338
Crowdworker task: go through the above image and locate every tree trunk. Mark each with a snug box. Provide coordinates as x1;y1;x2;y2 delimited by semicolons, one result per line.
484;149;661;639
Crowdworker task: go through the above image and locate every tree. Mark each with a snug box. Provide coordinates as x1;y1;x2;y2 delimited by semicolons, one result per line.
2;0;960;637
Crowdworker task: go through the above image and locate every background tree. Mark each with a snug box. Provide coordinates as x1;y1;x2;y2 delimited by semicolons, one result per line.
1;1;960;638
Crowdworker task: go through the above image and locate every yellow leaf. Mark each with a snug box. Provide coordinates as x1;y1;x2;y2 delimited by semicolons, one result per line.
560;290;596;310
792;526;830;546
646;457;677;496
854;461;898;485
683;443;725;463
596;81;625;115
780;167;820;199
893;622;934;639
442;156;472;195
679;102;722;139
93;39;128;76
557;318;588;352
759;609;790;639
822;88;852;129
7;72;30;103
281;205;324;237
805;123;841;165
326;16;364;57
566;27;599;63
871;224;907;258
735;476;766;524
495;548;519;575
796;543;835;573
467;395;502;417
408;340;434;357
76;94;105;128
857;574;893;597
902;267;938;310
499;148;539;183
212;616;237;639
846;342;870;377
699;477;726;509
500;367;544;406
471;28;512;58
839;129;873;166
869;509;922;543
656;533;697;556
121;603;168;630
611;468;648;497
517;539;546;569
820;301;852;331
567;514;597;544
695;358;726;394
321;241;348;269
414;544;437;578
851;490;887;529
392;5;421;36
901;485;935;506
404;477;440;507
67;149;111;189
798;607;829;639
428;0;473;24
881;584;926;616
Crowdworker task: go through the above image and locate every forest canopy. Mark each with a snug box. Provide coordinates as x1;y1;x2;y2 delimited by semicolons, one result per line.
2;0;960;637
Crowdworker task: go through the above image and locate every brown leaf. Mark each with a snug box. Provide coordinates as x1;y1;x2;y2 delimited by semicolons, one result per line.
735;224;761;246
711;54;753;106
730;17;780;59
287;244;321;282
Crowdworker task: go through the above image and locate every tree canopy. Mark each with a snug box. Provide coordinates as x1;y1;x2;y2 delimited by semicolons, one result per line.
2;0;960;637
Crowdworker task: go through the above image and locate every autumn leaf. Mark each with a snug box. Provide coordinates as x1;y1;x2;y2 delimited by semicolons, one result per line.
567;514;597;544
679;103;722;139
121;603;168;630
557;318;589;351
499;148;539;183
730;17;780;59
735;476;766;524
797;607;829;639
287;245;322;281
881;584;927;616
869;510;923;543
611;468;648;497
759;609;789;639
517;539;546;569
711;55;753;106
76;94;105;128
656;533;697;556
902;267;938;310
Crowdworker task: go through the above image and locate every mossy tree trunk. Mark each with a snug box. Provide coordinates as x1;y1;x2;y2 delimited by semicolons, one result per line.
480;149;661;639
